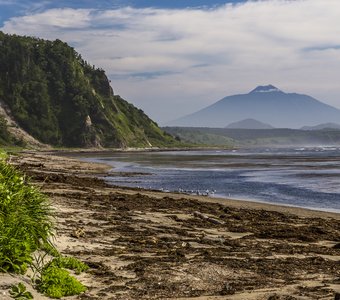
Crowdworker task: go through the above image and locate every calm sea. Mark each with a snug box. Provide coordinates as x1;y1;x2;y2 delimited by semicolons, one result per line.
83;147;340;213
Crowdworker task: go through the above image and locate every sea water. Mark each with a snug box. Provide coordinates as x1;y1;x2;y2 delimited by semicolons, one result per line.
83;147;340;213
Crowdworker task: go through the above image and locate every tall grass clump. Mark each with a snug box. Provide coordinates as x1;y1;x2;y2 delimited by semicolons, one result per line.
0;157;54;273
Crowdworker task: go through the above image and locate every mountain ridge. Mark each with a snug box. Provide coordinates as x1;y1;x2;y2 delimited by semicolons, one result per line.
170;85;340;128
249;85;282;94
226;118;274;129
301;123;340;131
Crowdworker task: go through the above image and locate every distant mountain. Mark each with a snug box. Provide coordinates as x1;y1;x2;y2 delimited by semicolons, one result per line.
301;123;340;130
226;118;274;129
170;85;340;128
164;126;340;147
0;32;177;148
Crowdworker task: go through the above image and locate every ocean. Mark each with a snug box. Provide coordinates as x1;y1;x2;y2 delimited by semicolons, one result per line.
83;147;340;213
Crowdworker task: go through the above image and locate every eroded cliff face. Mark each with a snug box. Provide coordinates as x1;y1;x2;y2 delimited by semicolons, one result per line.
0;100;48;148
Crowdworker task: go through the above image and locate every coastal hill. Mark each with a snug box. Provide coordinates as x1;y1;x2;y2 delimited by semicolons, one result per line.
170;85;340;128
301;122;340;131
0;32;176;148
226;118;274;129
164;126;340;147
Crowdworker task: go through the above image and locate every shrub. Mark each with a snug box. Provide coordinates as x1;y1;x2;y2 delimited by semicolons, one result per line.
48;256;89;274
37;265;86;298
0;160;53;273
0;155;87;298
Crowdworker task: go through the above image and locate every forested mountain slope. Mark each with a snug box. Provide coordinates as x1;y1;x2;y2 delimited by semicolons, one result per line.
0;32;176;148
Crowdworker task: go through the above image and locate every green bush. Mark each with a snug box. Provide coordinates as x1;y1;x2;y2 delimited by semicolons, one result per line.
39;242;60;258
48;256;89;274
37;265;86;298
0;160;53;273
0;156;87;298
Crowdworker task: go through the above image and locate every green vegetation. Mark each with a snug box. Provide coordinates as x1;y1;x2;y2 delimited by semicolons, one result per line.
31;255;88;298
40;242;60;258
0;152;88;298
47;256;89;275
0;31;178;148
0;159;53;273
0;116;25;146
0;115;11;144
165;127;235;147
9;283;33;300
164;127;340;147
0;148;7;159
37;264;86;298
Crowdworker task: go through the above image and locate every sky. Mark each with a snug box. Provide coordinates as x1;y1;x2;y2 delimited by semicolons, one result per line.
1;0;340;124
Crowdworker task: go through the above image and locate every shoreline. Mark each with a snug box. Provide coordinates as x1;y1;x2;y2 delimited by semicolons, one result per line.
104;186;340;220
20;149;340;218
5;151;340;299
62;149;340;218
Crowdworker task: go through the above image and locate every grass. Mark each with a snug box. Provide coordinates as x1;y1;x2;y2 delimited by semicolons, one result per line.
0;149;7;159
0;151;89;298
0;156;54;273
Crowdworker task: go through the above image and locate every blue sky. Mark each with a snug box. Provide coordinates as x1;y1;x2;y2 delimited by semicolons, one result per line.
0;0;246;25
1;0;340;123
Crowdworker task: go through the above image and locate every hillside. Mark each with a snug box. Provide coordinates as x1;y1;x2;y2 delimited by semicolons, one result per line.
226;118;274;129
164;127;340;147
170;85;340;128
301;123;340;131
0;32;177;148
0;115;12;145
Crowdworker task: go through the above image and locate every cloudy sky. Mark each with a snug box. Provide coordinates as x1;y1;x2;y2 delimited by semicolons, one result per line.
1;0;340;123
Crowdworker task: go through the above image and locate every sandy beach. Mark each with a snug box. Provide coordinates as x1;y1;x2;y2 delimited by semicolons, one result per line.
1;151;340;299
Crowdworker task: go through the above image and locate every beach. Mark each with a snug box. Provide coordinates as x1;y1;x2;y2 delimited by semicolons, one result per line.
2;151;340;299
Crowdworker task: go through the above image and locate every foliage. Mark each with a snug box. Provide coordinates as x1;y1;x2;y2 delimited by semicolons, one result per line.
0;156;87;298
0;31;178;148
0;160;53;273
9;283;33;300
0;148;7;159
48;256;89;275
31;253;88;298
0;116;13;145
0;116;27;147
39;242;60;258
37;265;86;298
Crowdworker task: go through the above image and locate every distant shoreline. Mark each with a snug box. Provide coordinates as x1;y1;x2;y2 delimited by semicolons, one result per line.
22;143;340;157
22;149;340;219
74;149;340;217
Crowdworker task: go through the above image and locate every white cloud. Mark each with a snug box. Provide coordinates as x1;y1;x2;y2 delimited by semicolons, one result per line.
4;8;92;29
2;0;340;122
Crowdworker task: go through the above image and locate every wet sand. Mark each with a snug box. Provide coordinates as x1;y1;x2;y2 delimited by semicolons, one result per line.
2;151;340;299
